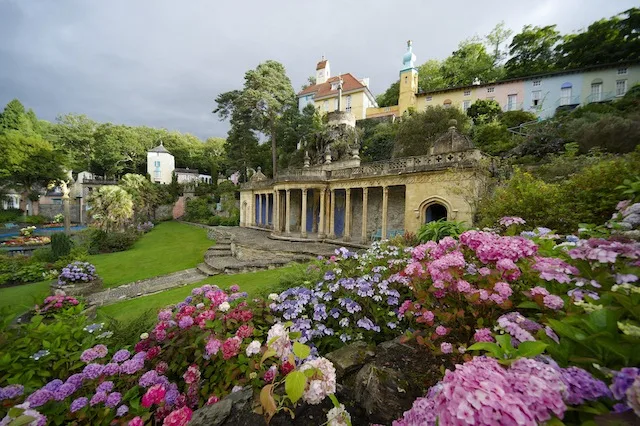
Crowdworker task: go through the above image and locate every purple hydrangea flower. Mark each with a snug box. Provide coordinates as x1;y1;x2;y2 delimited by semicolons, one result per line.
26;389;54;407
105;392;122;408
65;373;85;388
561;367;611;405
96;381;114;393
43;379;63;392
178;316;194;329
139;370;160;387
102;363;120;376
610;368;639;400
53;382;77;401
120;358;145;375
0;384;24;400
70;397;88;412
90;391;107;406
82;363;104;380
116;404;129;417
111;349;130;363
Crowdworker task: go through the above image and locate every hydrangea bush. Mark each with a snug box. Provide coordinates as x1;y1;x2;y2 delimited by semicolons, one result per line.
270;243;413;352
57;262;98;286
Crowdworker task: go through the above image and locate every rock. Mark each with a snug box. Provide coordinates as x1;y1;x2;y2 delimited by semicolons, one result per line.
354;364;415;424
325;341;375;380
50;278;103;297
190;388;253;426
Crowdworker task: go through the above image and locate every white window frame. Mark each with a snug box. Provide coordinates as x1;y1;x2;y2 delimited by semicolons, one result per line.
532;90;542;107
616;79;627;96
331;83;338;91
323;100;329;111
617;67;628;75
154;161;161;168
591;83;603;102
462;100;471;112
532;80;541;87
346;95;352;112
463;90;471;96
560;87;572;106
426;96;432;101
507;94;517;111
487;87;495;93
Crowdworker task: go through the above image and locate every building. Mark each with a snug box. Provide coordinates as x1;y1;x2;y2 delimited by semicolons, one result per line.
174;168;213;185
297;57;378;120
147;142;175;184
368;41;640;121
239;114;486;244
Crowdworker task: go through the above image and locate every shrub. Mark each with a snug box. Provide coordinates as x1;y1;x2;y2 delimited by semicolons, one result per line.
53;213;64;223
51;232;73;260
11;262;49;284
185;197;212;223
88;229;140;254
499;110;537;129
0;208;23;223
57;261;97;286
567;113;640;154
0;254;50;286
22;215;47;225
31;247;55;263
466;99;502;125
472;121;519;155
417;219;467;242
136;221;154;233
35;294;80;317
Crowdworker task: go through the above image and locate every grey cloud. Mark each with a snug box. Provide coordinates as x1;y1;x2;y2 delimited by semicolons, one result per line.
0;0;637;139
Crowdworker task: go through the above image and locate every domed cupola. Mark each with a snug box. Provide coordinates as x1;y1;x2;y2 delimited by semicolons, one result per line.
401;40;416;71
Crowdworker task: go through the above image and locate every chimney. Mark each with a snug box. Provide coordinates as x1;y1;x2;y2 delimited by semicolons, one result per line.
360;77;370;87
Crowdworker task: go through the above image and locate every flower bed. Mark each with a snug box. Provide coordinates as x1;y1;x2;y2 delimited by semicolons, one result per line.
1;208;639;425
0;236;51;247
51;261;102;296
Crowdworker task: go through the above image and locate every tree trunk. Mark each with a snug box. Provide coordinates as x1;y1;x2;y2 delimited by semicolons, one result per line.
270;119;277;177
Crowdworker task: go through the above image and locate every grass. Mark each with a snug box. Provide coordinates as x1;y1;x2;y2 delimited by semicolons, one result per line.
0;280;51;318
89;221;212;288
98;265;297;324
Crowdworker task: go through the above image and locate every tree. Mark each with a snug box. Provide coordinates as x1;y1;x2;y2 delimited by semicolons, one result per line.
120;173;158;221
393;106;471;157
213;61;295;177
505;25;561;77
300;76;316;91
555;8;640;69
466;99;503;125
50;114;98;172
376;81;400;107
376;60;446;107
486;21;513;64
440;39;503;87
88;186;134;232
91;124;143;177
360;120;397;162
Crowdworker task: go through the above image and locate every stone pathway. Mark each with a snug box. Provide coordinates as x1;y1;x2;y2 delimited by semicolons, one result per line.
86;268;206;307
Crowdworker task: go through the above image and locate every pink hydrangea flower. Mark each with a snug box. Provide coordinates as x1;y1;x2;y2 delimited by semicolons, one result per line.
236;324;254;339
530;286;550;297
141;384;166;408
543;294;564;310
440;342;453;354
162;406;192;426
183;365;201;385
205;338;222;356
473;328;494;343
221;337;241;360
435;326;448;336
129;417;144;426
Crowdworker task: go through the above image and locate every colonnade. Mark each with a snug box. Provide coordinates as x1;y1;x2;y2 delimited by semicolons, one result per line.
262;186;394;242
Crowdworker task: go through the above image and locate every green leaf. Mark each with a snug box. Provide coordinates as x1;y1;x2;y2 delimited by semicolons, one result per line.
284;371;307;404
495;334;515;354
516;301;541;310
292;342;311;360
260;349;276;366
9;415;37;426
515;341;547;358
467;342;505;358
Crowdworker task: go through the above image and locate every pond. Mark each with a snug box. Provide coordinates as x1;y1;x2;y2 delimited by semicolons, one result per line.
0;225;88;239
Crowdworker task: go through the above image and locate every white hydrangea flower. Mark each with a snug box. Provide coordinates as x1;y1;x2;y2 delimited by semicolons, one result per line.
299;357;336;405
266;323;291;360
245;340;262;357
218;302;231;312
268;293;279;301
327;403;351;426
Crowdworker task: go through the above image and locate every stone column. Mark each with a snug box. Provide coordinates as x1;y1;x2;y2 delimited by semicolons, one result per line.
361;187;368;243
328;189;336;239
285;189;291;235
249;192;255;227
257;193;262;226
381;186;389;240
318;188;326;238
301;189;308;238
63;196;71;235
265;193;270;228
273;190;279;233
343;188;351;242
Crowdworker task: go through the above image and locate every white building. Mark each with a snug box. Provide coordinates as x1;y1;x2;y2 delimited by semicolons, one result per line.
147;143;175;184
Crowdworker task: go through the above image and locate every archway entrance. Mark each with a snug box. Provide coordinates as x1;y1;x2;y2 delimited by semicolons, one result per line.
425;203;447;223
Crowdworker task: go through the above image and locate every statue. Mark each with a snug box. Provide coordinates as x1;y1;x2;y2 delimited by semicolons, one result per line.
60;180;71;199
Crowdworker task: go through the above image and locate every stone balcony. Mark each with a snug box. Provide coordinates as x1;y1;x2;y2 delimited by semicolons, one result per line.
240;148;482;190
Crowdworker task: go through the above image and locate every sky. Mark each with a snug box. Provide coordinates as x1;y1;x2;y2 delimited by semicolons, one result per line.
0;0;636;140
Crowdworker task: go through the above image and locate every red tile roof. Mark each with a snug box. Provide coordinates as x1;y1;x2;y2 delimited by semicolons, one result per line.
316;60;328;70
298;73;366;98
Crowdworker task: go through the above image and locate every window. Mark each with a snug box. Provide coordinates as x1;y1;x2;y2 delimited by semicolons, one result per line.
462;100;471;112
334;98;339;110
404;75;408;84
591;83;603;102
616;79;627;96
425;203;447;223
426;96;432;101
533;80;541;87
53;199;62;205
323;100;329;111
618;67;628;75
346;95;352;112
154;161;160;168
507;94;517;111
560;87;572;106
487;87;495;93
532;90;542;107
463;89;471;96
443;99;452;109
331;83;338;91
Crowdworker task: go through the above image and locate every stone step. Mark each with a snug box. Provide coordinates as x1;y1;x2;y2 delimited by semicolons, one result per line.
204;257;294;274
205;251;233;259
197;262;219;276
208;244;231;251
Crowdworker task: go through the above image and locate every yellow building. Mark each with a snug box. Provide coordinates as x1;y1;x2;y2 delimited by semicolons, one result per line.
297;58;378;120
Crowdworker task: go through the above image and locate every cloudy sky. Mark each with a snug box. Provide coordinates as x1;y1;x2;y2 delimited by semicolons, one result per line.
0;0;636;139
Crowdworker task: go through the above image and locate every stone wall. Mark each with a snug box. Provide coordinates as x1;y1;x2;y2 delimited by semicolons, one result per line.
154;204;174;221
39;203;81;223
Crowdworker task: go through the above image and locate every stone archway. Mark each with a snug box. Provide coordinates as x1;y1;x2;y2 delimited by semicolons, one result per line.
418;197;453;223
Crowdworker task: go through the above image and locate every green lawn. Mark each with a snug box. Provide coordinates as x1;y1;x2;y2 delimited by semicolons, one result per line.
0;280;51;318
98;265;295;323
89;221;212;288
